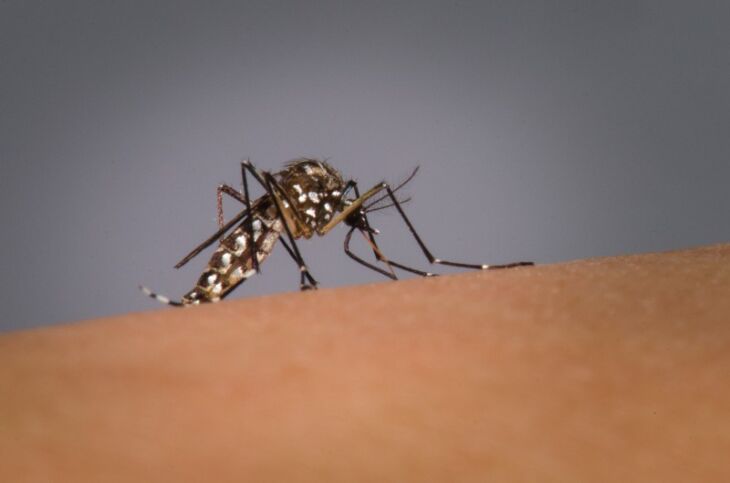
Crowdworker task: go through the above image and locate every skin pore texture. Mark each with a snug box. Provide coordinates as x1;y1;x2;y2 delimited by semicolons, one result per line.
1;244;728;482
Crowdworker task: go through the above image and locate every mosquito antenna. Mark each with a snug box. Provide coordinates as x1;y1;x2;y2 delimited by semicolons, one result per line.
365;197;412;213
364;166;419;210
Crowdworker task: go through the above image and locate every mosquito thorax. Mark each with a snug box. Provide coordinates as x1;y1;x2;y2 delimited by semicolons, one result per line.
275;158;347;235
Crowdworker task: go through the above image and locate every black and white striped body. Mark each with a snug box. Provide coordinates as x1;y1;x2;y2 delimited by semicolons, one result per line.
182;213;283;304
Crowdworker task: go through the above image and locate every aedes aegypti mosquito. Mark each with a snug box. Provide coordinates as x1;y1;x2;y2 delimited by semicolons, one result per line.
141;158;533;306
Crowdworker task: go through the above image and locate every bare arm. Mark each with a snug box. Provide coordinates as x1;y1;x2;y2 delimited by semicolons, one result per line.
1;244;729;482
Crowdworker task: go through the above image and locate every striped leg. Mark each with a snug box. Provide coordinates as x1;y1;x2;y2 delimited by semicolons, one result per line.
345;183;434;278
382;185;534;271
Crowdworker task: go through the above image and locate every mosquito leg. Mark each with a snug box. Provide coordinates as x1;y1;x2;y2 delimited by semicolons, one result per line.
383;260;437;276
344;227;397;280
351;183;383;260
216;184;248;228
175;209;249;269
383;185;534;270
350;184;435;277
278;237;318;287
175;184;253;269
263;172;319;290
240;159;268;190
344;224;439;278
241;160;318;285
349;184;398;279
175;177;256;269
350;227;437;278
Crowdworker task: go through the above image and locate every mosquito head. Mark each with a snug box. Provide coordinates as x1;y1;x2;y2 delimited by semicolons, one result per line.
343;198;369;230
343;166;420;231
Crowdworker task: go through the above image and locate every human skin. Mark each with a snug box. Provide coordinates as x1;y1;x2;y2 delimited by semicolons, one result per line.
1;244;729;482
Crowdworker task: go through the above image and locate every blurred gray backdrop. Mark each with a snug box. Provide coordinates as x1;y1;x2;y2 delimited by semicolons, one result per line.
1;1;729;331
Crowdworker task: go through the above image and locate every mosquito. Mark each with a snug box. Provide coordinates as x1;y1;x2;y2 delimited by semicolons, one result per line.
140;158;533;306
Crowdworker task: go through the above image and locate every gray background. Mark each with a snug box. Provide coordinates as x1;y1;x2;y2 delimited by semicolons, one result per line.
1;1;729;331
